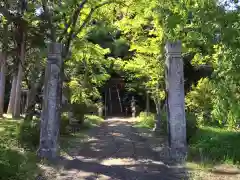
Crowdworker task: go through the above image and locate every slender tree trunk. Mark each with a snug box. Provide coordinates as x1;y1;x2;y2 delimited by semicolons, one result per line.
25;72;44;121
0;53;6;117
13;33;26;118
0;24;8;117
7;74;17;114
24;85;37;121
25;58;42;113
154;98;161;132
12;63;23;118
146;91;150;116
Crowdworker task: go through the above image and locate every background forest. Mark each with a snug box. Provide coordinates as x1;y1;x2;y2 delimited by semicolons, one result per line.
1;0;240;179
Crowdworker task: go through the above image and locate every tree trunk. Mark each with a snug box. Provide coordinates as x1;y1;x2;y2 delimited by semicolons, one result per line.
37;43;63;159
25;57;42;116
146;91;150;116
7;74;17;114
24;84;37;121
13;33;26;118
25;72;44;121
0;53;6;117
0;24;8;117
154;98;161;132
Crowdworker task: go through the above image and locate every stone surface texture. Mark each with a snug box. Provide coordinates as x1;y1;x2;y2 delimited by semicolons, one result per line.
38;43;63;159
165;41;187;158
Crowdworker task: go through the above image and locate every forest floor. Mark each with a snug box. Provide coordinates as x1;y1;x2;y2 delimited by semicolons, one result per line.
39;118;240;180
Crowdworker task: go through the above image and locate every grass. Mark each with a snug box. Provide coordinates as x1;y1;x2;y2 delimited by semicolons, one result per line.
0;117;41;180
60;114;104;154
134;112;156;129
0;114;104;180
188;126;240;167
134;111;240;169
82;114;104;128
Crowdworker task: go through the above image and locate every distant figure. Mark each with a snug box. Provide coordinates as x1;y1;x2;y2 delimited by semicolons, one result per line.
98;99;103;117
125;107;129;117
131;96;136;118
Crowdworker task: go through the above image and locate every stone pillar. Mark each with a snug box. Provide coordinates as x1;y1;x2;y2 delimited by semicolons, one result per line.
37;43;62;159
131;96;136;118
165;41;187;160
98;99;103;117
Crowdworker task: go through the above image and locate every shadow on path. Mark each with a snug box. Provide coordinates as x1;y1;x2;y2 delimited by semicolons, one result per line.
42;118;189;180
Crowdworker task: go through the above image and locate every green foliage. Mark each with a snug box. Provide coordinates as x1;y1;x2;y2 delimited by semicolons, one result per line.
82;115;104;129
186;45;240;128
0;148;38;180
188;127;240;165
136;112;156;129
60;113;71;135
186;78;214;126
161;111;198;141
67;40;111;105
69;103;98;123
210;45;240;127
60;111;103;135
17;119;40;150
0;119;39;180
136;110;198;143
186;112;198;142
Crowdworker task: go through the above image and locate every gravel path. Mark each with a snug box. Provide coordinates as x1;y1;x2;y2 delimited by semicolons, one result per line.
40;118;188;180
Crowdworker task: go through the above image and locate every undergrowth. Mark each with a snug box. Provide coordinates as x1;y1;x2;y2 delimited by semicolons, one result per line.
188;126;240;167
135;111;197;141
82;114;104;129
135;111;240;167
135;112;156;129
0;118;40;180
0;113;104;180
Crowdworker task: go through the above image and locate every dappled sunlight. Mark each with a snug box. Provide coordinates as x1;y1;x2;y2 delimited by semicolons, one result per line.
0;119;41;179
76;155;99;162
0;127;5;132
110;132;125;137
100;158;137;166
90;145;102;152
42;118;189;179
95;174;112;180
86;137;100;142
137;159;166;166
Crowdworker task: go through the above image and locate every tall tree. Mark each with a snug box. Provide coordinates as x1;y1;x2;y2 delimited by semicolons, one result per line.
37;0;118;158
0;23;9;117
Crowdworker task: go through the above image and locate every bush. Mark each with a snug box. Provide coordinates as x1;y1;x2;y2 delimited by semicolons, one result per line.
60;113;71;135
161;111;198;141
70;103;87;124
136;112;155;129
188;126;240;165
186;78;214;126
17;114;73;148
82;115;104;129
86;104;99;115
186;112;198;142
0;148;38;180
135;110;198;143
17;119;40;150
0;120;39;180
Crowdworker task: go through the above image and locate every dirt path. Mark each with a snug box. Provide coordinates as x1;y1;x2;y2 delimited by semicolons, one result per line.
40;118;188;180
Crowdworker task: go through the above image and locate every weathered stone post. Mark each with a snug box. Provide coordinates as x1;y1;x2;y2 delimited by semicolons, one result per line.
37;43;62;159
165;41;187;160
131;96;136;118
98;99;103;117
